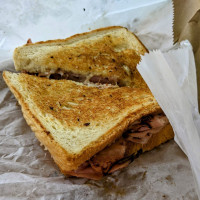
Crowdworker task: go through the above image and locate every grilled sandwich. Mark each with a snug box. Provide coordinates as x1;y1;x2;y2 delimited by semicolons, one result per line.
3;26;174;179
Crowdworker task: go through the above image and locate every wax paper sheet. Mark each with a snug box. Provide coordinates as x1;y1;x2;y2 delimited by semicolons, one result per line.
0;0;198;199
0;0;173;63
137;41;200;199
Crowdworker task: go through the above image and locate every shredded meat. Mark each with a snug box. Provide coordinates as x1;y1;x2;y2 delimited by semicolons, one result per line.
89;139;126;173
67;112;169;179
62;72;86;82
67;165;103;180
138;125;150;132
127;133;152;144
126;114;169;144
30;71;119;86
89;75;118;85
108;160;131;174
147;114;169;128
128;131;151;138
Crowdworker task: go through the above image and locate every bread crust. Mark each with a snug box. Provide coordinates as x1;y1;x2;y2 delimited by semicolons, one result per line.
23;26;148;53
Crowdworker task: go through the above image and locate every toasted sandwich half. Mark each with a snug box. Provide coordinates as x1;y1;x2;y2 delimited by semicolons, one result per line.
4;26;174;180
3;71;173;180
13;26;147;88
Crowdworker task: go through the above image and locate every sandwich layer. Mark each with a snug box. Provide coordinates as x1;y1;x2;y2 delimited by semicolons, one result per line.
3;71;168;172
64;114;173;180
14;26;147;88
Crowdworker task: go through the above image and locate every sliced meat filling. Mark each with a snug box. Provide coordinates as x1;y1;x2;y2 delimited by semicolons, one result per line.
66;161;102;180
89;75;120;85
89;138;126;173
108;160;131;174
28;71;121;86
126;114;169;144
67;113;169;180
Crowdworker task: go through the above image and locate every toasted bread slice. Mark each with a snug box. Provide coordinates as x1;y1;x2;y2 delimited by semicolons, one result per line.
13;26;147;88
3;71;167;172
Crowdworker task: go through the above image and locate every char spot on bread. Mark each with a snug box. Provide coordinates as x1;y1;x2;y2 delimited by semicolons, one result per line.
84;123;90;126
46;131;50;135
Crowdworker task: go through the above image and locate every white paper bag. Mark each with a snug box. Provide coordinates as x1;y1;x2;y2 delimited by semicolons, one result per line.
138;41;200;199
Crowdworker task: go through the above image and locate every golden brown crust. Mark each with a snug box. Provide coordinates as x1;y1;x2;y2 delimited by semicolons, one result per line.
25;26;124;45
24;26;145;49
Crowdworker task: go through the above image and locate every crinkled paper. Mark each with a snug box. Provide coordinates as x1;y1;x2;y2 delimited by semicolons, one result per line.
0;0;198;199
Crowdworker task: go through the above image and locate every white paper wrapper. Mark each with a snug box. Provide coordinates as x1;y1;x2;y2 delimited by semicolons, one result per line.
0;0;198;199
138;41;200;199
0;0;173;63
